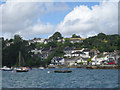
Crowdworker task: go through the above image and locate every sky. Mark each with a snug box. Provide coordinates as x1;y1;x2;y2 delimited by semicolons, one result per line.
0;0;118;40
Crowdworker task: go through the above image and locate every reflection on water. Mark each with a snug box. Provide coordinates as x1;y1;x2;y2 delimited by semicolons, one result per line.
2;68;118;88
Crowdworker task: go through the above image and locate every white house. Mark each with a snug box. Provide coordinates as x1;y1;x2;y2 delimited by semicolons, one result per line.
69;38;86;43
72;51;86;57
57;38;65;43
65;59;76;66
71;48;83;53
31;49;42;54
44;39;53;44
91;55;103;65
82;49;90;58
6;42;14;46
64;47;74;57
28;38;45;45
51;57;65;65
34;38;44;43
77;57;88;65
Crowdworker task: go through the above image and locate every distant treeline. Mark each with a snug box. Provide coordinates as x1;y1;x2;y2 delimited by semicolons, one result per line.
2;32;120;67
82;33;120;52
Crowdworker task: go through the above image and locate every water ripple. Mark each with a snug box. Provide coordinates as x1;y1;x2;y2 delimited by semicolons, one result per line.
2;69;118;88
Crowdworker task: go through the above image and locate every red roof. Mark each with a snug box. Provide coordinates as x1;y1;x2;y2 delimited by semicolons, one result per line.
108;62;115;64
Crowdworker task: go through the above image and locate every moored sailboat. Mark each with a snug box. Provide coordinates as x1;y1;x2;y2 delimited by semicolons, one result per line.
16;67;29;72
16;51;29;72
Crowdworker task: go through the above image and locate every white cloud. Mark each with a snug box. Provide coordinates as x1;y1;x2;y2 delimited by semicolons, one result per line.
1;0;118;39
56;0;118;38
1;0;69;39
18;20;55;39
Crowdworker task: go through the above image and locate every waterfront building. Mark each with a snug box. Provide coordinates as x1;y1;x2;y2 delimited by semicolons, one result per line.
51;57;65;65
91;55;102;65
77;57;88;65
65;58;77;66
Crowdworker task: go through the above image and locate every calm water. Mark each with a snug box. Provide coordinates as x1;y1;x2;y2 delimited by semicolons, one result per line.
2;68;118;88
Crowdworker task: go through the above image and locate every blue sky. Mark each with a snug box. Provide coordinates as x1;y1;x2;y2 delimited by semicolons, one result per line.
33;2;100;39
40;2;100;25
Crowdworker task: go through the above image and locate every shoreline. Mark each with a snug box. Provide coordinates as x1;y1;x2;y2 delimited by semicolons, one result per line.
47;65;120;69
7;65;120;70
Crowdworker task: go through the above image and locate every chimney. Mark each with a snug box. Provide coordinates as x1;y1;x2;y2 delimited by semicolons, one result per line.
50;46;52;51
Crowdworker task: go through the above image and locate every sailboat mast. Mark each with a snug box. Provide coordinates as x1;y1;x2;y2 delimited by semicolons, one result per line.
19;51;21;67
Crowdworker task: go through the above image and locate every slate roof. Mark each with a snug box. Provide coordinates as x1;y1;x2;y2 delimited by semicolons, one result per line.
56;58;63;61
72;51;85;54
64;47;74;51
82;57;89;61
42;48;49;51
82;49;90;52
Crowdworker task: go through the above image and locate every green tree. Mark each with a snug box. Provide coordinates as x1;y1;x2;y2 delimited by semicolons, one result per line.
48;41;57;48
9;39;13;42
2;35;34;67
72;34;81;38
13;35;22;44
43;48;65;66
50;32;63;41
2;37;6;48
87;58;91;65
64;38;73;47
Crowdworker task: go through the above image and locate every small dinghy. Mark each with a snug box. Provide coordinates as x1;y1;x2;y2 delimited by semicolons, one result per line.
39;67;44;69
1;66;13;71
54;70;72;73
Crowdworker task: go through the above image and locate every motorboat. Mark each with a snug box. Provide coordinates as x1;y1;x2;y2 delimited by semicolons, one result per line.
1;66;13;71
39;67;44;69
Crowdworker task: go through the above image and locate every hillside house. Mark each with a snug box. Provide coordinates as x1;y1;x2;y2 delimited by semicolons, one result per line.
31;49;42;54
82;49;91;58
44;39;53;44
64;47;74;57
65;58;77;66
51;57;65;65
89;49;100;58
28;38;44;45
40;48;52;59
6;42;14;46
57;38;65;43
69;38;86;43
72;51;86;57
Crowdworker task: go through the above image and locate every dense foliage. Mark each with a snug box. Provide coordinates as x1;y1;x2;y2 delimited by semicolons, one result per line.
2;32;120;67
82;33;120;52
50;32;63;40
2;35;38;67
72;34;81;38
